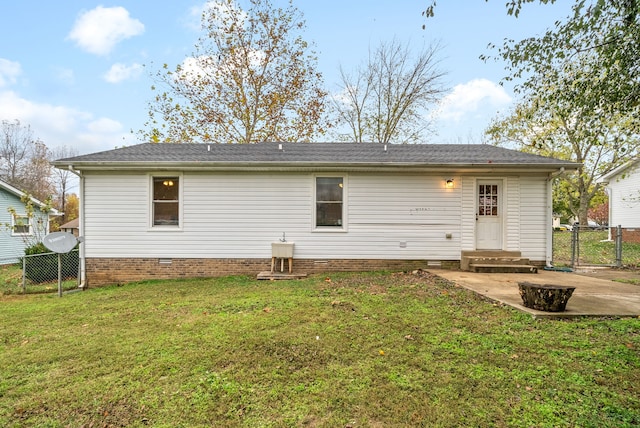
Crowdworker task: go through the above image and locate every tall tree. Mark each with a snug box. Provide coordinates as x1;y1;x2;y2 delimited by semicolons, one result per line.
22;141;54;202
492;0;640;123
486;52;640;226
0;119;33;188
0;120;54;201
50;146;79;223
332;40;446;144
141;0;329;144
425;1;640;120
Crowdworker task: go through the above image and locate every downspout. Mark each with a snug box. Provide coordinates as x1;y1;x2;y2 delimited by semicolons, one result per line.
67;164;86;289
546;167;565;267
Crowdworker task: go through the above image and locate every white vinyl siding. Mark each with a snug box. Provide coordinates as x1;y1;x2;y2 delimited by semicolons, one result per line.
519;176;548;261
83;172;462;260
504;176;521;252
607;164;640;228
460;176;476;251
81;171;551;263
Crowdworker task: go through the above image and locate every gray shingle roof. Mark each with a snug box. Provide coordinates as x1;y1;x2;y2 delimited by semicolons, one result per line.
53;142;579;170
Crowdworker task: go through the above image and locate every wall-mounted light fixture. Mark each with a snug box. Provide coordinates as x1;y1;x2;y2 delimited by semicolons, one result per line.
163;180;174;187
445;179;454;189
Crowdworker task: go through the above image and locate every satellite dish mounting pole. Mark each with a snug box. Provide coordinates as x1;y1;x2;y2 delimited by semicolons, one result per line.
57;253;62;297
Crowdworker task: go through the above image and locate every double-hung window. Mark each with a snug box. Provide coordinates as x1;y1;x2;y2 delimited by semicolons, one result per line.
152;176;180;227
12;214;31;235
315;176;345;229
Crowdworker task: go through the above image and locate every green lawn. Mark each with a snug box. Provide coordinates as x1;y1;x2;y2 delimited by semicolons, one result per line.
0;262;79;295
1;271;639;427
553;230;640;267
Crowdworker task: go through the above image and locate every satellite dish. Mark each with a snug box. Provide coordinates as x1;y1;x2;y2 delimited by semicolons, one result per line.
42;231;78;254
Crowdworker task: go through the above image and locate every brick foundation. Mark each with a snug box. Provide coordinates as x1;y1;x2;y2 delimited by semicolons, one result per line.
622;228;640;244
84;257;459;287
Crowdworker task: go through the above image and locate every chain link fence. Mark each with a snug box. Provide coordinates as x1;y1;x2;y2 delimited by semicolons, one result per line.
553;225;640;268
0;250;80;295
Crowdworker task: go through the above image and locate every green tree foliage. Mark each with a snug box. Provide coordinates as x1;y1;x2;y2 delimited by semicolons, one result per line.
141;0;329;144
426;1;640;225
485;51;640;225
425;1;640;121
331;39;446;143
423;0;556;20
491;0;640;123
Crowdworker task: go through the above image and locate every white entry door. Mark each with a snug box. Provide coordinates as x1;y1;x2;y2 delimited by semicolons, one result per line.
476;181;503;250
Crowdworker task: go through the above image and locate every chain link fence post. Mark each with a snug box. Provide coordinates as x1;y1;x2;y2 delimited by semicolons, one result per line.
571;226;578;268
615;225;623;268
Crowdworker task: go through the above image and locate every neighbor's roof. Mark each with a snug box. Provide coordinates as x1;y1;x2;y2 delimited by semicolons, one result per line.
52;142;580;173
0;178;61;215
598;157;640;183
59;217;79;229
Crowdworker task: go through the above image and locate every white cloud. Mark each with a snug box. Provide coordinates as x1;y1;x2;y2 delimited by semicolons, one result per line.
435;78;512;121
186;1;247;32
103;63;143;83
67;6;144;56
87;117;122;133
0;58;22;87
0;90;131;154
186;4;207;31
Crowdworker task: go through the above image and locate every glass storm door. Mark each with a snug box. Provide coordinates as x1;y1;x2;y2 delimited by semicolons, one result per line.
476;181;503;250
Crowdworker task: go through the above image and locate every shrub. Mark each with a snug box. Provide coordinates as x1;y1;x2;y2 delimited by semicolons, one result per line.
23;244;78;284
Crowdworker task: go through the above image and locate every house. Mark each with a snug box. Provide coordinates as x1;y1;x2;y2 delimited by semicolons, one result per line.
0;179;59;264
59;217;80;237
52;142;579;286
599;158;640;242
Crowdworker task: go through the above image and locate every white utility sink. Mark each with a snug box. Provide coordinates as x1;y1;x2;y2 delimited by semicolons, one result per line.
271;242;295;273
272;242;294;258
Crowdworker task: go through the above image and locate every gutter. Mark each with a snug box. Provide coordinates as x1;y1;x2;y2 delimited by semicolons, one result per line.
51;161;580;174
65;164;87;289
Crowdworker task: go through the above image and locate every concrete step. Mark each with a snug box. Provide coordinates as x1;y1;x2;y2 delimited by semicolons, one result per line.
461;250;523;271
470;264;538;274
467;257;532;266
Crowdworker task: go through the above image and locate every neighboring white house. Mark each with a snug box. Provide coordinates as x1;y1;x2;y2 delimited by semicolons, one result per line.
0;179;60;264
599;158;640;241
52;142;579;286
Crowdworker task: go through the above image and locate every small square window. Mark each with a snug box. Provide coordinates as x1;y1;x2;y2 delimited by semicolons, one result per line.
152;177;180;226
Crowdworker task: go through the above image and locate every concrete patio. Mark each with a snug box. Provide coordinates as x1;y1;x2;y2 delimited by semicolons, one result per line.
430;268;640;319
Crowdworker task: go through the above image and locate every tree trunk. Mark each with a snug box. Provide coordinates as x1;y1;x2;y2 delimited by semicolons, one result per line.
518;282;576;312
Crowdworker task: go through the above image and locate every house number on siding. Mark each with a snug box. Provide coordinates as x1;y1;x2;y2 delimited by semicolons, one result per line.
410;207;433;215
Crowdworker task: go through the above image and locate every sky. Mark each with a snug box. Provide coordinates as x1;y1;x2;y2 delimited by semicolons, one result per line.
0;1;576;156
